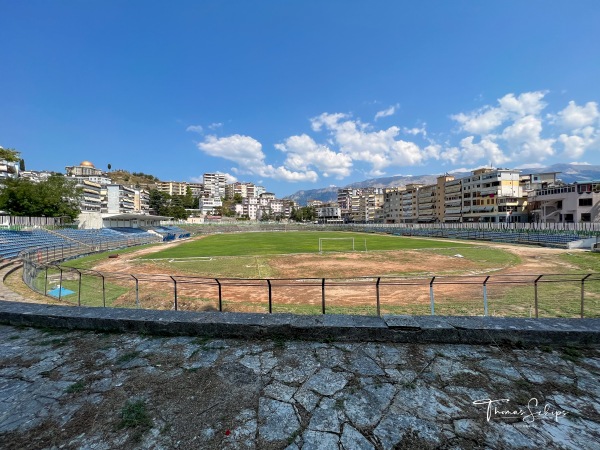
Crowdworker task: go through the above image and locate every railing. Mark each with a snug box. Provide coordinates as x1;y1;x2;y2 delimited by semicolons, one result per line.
19;262;600;318
13;222;600;318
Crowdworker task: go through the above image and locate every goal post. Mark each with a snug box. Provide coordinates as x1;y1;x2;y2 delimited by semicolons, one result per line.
319;237;355;253
318;237;368;253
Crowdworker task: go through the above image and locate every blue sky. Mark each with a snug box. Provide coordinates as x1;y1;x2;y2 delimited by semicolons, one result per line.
2;1;600;196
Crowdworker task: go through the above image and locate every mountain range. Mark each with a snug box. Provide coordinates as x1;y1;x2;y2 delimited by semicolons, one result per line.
284;163;600;205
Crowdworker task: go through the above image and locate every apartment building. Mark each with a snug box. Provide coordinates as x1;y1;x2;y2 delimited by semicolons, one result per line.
225;182;257;199
316;204;342;223
436;175;454;222
442;177;463;222
156;181;188;196
416;184;437;222
198;197;223;215
134;189;150;213
19;170;54;183
104;184;136;214
383;187;405;223
74;178;103;212
461;168;525;223
401;184;422;223
529;181;600;223
203;173;228;198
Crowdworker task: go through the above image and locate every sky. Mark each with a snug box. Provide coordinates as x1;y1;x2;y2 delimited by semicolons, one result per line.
1;1;600;196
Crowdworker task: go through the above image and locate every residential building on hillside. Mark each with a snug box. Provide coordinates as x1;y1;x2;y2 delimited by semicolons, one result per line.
104;184;136;214
203;173;228;198
0;148;20;180
198;197;223;215
134;189;150;213
74;178;102;212
156;181;188;196
188;183;204;197
65;161;105;177
529;181;600;223
353;188;384;223
19;170;54;183
225;182;256;199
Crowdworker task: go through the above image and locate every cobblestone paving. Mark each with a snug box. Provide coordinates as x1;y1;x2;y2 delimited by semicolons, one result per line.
0;325;599;450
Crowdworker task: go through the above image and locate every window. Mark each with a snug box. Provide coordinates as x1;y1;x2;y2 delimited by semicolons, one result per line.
579;198;593;206
581;213;591;222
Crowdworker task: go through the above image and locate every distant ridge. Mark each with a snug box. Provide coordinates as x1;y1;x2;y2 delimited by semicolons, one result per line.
284;163;600;206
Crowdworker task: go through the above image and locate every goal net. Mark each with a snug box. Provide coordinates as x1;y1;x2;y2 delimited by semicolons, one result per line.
318;237;367;253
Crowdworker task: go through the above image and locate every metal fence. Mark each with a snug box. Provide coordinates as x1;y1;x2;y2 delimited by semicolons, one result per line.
16;224;600;318
20;260;600;318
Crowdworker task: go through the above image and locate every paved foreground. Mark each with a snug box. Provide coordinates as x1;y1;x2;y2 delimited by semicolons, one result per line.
0;325;599;449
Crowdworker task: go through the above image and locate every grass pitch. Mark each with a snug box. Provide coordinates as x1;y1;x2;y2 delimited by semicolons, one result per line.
139;231;474;259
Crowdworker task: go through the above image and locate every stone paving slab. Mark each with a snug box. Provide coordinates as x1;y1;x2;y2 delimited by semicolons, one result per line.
0;324;599;449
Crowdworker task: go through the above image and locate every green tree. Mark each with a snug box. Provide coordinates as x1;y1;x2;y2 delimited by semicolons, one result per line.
0;175;81;220
19;159;25;171
149;189;170;215
0;147;20;162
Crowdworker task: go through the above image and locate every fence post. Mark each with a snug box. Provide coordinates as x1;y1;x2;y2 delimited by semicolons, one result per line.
483;276;490;316
101;273;106;307
376;277;381;316
215;279;222;311
267;279;272;313
76;269;82;307
44;266;48;296
581;274;592;318
322;278;326;314
430;276;436;315
131;275;140;308
534;275;543;318
170;276;178;311
58;267;63;301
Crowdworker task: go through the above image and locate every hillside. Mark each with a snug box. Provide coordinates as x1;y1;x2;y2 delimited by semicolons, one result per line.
285;163;600;205
107;170;159;189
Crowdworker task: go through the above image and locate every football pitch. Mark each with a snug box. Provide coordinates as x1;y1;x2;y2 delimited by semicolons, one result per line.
139;231;475;259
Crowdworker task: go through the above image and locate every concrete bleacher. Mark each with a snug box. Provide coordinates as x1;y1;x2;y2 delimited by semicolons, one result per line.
1;227;161;260
381;226;586;248
0;229;72;259
144;226;191;242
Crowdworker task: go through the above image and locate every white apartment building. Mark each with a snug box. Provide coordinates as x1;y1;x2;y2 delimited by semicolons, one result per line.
198;197;223;215
401;184;422;223
530;181;600;223
203;173;228;198
225;182;257;199
72;177;102;212
19;170;54;183
105;184;136;214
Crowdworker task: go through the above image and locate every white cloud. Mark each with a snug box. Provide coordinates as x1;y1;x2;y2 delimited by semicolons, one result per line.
501;115;555;161
310;112;426;175
275;134;352;179
374;104;399;121
186;125;204;134
555;101;599;129
208;122;223;130
197;134;317;182
513;162;545;169
451;91;547;135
